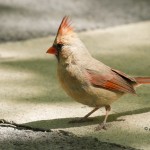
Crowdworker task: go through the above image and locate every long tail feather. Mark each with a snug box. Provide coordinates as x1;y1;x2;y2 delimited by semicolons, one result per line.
134;77;150;84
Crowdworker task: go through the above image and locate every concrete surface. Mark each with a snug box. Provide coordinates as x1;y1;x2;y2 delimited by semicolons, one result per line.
0;21;150;149
0;0;150;42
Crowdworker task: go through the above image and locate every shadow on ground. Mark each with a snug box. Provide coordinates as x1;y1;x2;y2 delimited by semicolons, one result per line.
0;46;150;103
23;107;150;129
0;21;150;149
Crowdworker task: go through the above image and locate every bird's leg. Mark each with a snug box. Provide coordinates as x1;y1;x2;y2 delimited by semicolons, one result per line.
79;107;100;122
69;107;100;123
95;105;111;131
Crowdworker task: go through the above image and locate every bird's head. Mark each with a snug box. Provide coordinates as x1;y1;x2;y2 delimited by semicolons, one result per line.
46;16;91;62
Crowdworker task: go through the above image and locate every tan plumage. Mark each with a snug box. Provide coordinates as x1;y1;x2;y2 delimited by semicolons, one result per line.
47;16;150;130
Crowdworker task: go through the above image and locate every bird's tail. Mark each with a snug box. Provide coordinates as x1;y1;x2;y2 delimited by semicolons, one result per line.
134;77;150;84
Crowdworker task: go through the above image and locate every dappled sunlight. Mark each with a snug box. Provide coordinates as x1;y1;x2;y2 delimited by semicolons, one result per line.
63;112;150;150
112;87;150;112
81;21;150;55
0;64;47;102
20;106;150;149
95;50;150;76
0;68;36;81
0;101;101;124
0;58;71;103
0;84;46;101
22;106;150;129
0;36;53;59
96;125;150;150
0;20;150;150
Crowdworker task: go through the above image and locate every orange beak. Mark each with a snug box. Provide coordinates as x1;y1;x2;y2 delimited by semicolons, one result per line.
46;46;57;55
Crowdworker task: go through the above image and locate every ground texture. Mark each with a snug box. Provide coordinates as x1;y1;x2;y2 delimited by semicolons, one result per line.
0;21;150;149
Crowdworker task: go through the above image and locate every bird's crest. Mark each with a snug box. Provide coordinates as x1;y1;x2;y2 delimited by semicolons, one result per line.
57;16;74;37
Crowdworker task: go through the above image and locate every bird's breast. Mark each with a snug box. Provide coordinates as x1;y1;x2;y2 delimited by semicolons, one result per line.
57;64;123;107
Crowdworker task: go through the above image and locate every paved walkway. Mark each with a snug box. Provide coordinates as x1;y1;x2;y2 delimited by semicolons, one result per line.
0;21;150;150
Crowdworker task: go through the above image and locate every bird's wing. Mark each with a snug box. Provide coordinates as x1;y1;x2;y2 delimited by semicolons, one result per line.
86;68;136;94
111;68;137;83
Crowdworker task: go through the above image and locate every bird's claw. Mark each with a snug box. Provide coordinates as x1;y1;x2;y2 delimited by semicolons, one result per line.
94;123;107;131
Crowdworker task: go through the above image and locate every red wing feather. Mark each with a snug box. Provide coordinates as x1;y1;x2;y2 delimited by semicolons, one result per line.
86;69;136;94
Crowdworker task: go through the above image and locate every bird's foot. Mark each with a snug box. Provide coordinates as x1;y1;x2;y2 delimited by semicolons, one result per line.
94;122;107;131
69;118;93;123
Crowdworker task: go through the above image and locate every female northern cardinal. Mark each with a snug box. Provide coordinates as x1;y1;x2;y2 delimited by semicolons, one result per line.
46;16;150;130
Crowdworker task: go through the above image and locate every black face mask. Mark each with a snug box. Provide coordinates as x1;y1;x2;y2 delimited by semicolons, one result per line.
54;43;63;62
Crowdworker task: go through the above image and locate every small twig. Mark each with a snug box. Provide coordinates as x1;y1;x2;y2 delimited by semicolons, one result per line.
0;119;51;132
0;123;17;128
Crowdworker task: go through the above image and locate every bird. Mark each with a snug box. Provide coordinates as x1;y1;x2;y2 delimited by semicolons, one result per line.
46;16;150;130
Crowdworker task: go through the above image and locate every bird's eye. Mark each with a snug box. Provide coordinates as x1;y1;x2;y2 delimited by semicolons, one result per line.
57;44;63;51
